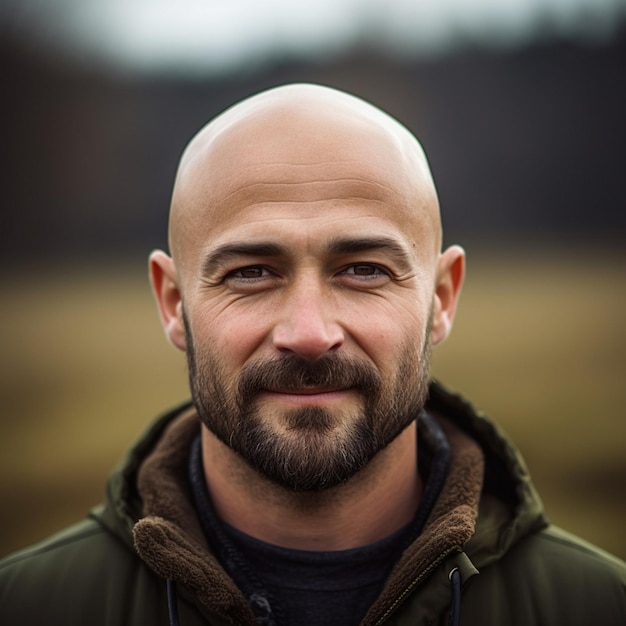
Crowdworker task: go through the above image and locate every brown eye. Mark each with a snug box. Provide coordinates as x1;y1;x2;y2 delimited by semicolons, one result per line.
344;264;386;277
239;267;264;278
227;266;270;280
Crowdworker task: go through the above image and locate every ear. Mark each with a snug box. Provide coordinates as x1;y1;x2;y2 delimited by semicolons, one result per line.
430;245;465;346
149;250;187;351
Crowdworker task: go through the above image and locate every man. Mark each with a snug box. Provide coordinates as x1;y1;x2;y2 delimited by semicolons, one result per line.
1;84;624;625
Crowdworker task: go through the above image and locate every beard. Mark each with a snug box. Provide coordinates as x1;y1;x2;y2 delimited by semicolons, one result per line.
185;315;432;493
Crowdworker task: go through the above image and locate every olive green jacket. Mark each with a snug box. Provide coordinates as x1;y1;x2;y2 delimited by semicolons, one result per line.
1;382;625;625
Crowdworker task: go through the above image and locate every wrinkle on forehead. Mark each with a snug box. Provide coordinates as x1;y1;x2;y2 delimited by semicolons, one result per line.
168;84;442;269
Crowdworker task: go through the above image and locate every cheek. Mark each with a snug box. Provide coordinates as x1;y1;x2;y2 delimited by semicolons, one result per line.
188;298;273;366
342;297;431;368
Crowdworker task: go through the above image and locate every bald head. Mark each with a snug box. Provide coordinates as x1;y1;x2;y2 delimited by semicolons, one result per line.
168;84;442;270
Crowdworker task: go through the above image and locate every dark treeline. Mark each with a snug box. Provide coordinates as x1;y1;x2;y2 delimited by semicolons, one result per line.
2;28;626;264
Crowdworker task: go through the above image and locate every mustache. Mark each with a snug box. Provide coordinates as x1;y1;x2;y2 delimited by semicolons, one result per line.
237;353;381;400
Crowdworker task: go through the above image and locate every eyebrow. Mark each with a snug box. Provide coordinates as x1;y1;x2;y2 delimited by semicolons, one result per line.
327;236;414;273
202;241;289;276
202;236;414;276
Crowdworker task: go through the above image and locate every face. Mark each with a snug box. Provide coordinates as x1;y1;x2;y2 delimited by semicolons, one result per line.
180;198;437;492
152;94;463;492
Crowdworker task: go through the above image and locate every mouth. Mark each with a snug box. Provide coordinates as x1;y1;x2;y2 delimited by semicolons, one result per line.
258;386;354;407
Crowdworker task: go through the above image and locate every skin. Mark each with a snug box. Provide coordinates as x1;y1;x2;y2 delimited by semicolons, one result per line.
150;84;465;550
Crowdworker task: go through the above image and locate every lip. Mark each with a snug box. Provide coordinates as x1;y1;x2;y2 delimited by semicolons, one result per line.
258;387;354;406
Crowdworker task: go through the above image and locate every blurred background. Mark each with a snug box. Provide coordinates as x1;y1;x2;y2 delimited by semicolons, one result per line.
1;0;625;559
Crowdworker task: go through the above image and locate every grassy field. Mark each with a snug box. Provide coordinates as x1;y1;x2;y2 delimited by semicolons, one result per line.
1;246;624;560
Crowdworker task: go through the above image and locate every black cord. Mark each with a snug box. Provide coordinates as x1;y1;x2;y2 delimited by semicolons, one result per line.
167;579;181;626
448;567;461;626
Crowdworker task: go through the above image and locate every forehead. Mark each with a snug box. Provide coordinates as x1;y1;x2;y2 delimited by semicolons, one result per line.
171;97;440;272
180;104;419;201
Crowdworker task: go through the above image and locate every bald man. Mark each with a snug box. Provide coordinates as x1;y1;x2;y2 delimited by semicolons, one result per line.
1;84;625;626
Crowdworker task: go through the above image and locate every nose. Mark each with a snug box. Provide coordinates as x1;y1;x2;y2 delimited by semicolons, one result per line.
272;277;344;361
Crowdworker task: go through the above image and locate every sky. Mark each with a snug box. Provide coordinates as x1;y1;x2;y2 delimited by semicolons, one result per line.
3;0;625;75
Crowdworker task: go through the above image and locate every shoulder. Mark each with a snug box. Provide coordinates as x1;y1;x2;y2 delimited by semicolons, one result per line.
0;516;168;626
1;515;128;577
464;525;626;625
509;525;626;586
534;525;626;570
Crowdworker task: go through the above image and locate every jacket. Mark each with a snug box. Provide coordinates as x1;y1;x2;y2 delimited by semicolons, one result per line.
1;381;625;625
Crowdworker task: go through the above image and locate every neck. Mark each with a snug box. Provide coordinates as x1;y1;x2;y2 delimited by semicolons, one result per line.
200;422;422;551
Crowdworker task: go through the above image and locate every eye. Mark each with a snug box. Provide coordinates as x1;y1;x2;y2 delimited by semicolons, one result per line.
342;264;388;278
338;264;392;288
226;266;272;281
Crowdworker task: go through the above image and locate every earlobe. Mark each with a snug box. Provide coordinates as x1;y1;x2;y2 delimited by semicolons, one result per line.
149;250;187;351
431;245;465;346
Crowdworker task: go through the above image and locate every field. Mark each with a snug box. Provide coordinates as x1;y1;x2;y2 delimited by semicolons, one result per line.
1;246;624;559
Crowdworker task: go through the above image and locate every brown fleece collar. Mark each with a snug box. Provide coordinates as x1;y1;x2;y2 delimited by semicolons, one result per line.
133;410;484;626
362;416;484;625
133;409;258;625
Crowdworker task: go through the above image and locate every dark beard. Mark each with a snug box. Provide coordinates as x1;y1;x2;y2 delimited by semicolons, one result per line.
185;316;431;492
